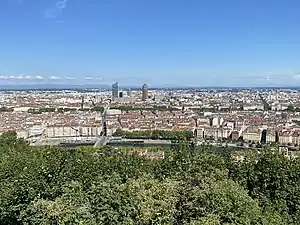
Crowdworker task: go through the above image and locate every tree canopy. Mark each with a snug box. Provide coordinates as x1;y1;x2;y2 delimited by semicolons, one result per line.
0;132;300;224
113;129;194;140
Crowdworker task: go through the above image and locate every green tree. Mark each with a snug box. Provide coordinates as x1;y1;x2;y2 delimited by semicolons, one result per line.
88;174;179;225
287;104;295;112
20;181;96;225
1;135;299;225
184;180;262;224
231;147;300;223
113;128;125;137
126;175;179;224
0;130;28;148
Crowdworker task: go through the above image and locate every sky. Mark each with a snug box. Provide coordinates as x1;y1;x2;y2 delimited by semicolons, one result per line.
1;0;300;87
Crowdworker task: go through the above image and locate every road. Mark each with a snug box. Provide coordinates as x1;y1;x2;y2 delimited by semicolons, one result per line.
94;100;110;147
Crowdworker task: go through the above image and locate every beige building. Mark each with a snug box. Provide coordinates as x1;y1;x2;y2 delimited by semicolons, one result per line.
201;127;231;140
277;131;300;145
46;125;102;138
266;132;276;143
279;132;292;145
292;132;300;145
16;129;29;139
243;104;264;111
243;126;261;142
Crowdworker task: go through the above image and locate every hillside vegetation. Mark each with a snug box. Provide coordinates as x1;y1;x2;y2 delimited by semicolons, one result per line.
1;131;300;224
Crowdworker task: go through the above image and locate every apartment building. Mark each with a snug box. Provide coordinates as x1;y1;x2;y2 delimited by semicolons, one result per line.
45;125;102;138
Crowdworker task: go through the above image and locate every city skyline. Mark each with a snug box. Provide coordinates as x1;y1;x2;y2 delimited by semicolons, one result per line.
1;0;300;87
2;1;300;220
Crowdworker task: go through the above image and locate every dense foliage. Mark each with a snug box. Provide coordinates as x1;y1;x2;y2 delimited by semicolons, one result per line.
91;106;104;112
27;108;56;114
57;108;77;113
113;129;194;140
26;107;104;114
1;132;300;224
0;107;13;112
110;105;180;112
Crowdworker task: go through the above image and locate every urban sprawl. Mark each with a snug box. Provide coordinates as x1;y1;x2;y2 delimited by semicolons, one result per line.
1;83;300;148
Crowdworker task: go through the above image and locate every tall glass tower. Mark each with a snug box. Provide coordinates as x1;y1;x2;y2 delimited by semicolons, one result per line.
112;82;119;99
142;84;148;101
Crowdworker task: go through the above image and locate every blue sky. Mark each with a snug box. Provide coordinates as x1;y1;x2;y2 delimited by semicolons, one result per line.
1;0;300;87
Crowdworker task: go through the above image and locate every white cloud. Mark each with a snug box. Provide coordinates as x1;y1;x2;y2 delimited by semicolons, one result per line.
15;75;23;80
65;76;76;80
292;73;300;80
85;76;93;80
25;75;33;80
35;76;44;80
55;0;68;10
0;75;83;81
264;75;272;81
0;75;44;80
49;76;61;80
45;0;69;19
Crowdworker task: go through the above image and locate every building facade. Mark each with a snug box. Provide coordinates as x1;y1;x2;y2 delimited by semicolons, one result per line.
142;84;148;101
112;82;119;99
45;125;102;138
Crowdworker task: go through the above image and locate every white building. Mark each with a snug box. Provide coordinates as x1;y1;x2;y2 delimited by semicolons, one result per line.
212;117;224;127
106;109;122;116
14;107;31;112
243;104;264;111
28;125;44;137
45;125;102;138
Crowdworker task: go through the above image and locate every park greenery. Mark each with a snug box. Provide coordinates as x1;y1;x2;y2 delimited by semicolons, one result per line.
14;105;181;114
110;105;180;112
286;105;300;112
113;129;194;140
0;107;13;112
1;131;300;224
57;107;78;113
26;107;104;114
91;106;105;112
27;108;56;114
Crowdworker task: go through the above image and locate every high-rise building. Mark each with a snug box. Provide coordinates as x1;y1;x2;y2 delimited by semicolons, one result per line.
81;96;84;110
127;89;132;97
142;84;148;101
119;91;123;98
261;129;267;144
112;82;119;99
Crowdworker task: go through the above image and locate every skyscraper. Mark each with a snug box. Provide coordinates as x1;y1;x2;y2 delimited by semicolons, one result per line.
112;82;119;99
142;84;148;101
127;89;132;97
